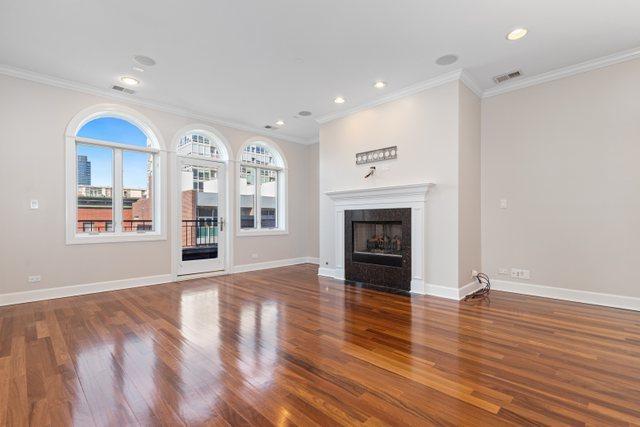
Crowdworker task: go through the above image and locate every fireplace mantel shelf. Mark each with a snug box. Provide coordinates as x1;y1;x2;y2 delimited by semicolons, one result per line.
325;183;435;206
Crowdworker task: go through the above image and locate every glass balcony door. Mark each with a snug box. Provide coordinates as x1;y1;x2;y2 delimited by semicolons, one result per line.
177;157;225;275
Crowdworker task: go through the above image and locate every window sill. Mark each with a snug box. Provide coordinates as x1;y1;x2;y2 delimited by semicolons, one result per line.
66;232;166;245
236;229;289;237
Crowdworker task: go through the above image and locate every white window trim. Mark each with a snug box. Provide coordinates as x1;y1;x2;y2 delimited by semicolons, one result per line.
236;139;288;237
65;104;167;245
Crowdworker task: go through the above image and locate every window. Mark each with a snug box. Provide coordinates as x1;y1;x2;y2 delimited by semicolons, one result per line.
178;133;223;159
66;108;163;244
238;141;286;234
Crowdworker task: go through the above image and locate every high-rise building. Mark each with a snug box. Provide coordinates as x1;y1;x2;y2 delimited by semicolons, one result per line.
77;155;91;185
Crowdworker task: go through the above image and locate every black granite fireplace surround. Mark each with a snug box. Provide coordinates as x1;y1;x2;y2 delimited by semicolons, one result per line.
345;208;411;292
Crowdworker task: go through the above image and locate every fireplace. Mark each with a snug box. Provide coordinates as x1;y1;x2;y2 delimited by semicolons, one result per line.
345;208;411;291
352;221;403;267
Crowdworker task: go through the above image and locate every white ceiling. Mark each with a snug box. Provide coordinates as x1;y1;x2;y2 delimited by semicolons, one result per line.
1;0;639;143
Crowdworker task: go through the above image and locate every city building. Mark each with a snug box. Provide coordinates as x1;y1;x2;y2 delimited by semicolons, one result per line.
76;154;91;185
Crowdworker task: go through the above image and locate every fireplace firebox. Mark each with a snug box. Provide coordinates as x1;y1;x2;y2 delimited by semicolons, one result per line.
345;208;411;292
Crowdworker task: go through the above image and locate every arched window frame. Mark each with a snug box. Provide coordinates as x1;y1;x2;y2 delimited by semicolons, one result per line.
65;104;166;244
236;138;288;236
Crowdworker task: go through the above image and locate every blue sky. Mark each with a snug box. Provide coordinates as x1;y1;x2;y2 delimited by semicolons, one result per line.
77;117;150;188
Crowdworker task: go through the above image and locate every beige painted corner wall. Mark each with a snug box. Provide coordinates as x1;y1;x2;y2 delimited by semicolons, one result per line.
0;74;316;296
458;82;482;286
319;81;462;289
306;143;320;258
482;58;640;298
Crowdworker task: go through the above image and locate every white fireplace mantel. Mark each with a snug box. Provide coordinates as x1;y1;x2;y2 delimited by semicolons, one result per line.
324;183;434;294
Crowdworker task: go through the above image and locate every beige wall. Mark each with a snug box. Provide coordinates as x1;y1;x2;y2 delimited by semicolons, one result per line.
482;58;640;297
319;81;476;290
458;82;482;286
306;143;320;258
0;74;316;296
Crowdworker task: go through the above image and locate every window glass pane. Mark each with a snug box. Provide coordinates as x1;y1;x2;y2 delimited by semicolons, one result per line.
177;133;223;159
77;117;149;147
240;166;256;229
122;151;154;232
241;143;279;167
260;169;278;228
181;164;219;261
76;144;113;233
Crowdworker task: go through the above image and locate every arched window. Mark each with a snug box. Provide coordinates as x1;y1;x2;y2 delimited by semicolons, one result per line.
238;140;287;234
66;105;164;244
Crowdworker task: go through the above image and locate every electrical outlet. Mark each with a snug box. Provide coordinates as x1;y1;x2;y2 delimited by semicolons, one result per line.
498;268;508;275
28;275;42;283
510;268;530;280
30;199;39;210
251;253;259;259
500;198;508;209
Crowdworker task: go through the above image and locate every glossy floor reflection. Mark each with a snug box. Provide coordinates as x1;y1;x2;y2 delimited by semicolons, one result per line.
1;264;640;425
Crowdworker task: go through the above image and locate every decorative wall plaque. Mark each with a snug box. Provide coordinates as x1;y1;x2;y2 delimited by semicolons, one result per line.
355;146;397;165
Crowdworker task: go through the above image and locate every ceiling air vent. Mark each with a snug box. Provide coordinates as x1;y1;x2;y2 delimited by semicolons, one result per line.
111;85;135;95
493;70;522;84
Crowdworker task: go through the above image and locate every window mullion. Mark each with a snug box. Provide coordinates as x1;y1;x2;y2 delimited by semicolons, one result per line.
275;171;280;229
114;149;124;233
255;167;261;229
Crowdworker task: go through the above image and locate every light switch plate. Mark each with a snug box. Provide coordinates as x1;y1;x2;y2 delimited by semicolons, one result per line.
30;199;39;210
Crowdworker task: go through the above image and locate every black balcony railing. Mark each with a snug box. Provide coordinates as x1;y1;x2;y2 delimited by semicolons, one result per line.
77;220;152;233
124;220;153;231
182;219;218;248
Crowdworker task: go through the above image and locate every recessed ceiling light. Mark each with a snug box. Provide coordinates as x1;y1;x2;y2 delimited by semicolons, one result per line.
275;120;285;126
373;81;387;89
436;54;459;66
120;76;139;86
506;28;528;41
334;96;346;104
133;55;156;67
298;110;312;116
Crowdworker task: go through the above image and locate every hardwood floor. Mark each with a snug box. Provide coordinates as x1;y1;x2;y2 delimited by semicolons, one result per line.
1;264;640;426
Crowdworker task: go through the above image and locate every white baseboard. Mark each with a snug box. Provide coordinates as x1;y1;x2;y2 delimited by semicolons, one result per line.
318;271;477;301
458;280;485;300
0;256;320;307
422;283;458;299
410;279;425;294
421;280;484;300
492;279;640;312
232;257;317;274
318;267;336;278
304;257;320;265
0;274;173;307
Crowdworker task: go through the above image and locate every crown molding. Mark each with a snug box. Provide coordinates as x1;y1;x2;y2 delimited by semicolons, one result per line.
483;46;640;98
0;63;312;145
315;69;464;124
459;70;483;98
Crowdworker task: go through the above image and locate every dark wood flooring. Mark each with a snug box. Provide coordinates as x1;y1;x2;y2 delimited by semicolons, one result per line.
1;264;639;426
